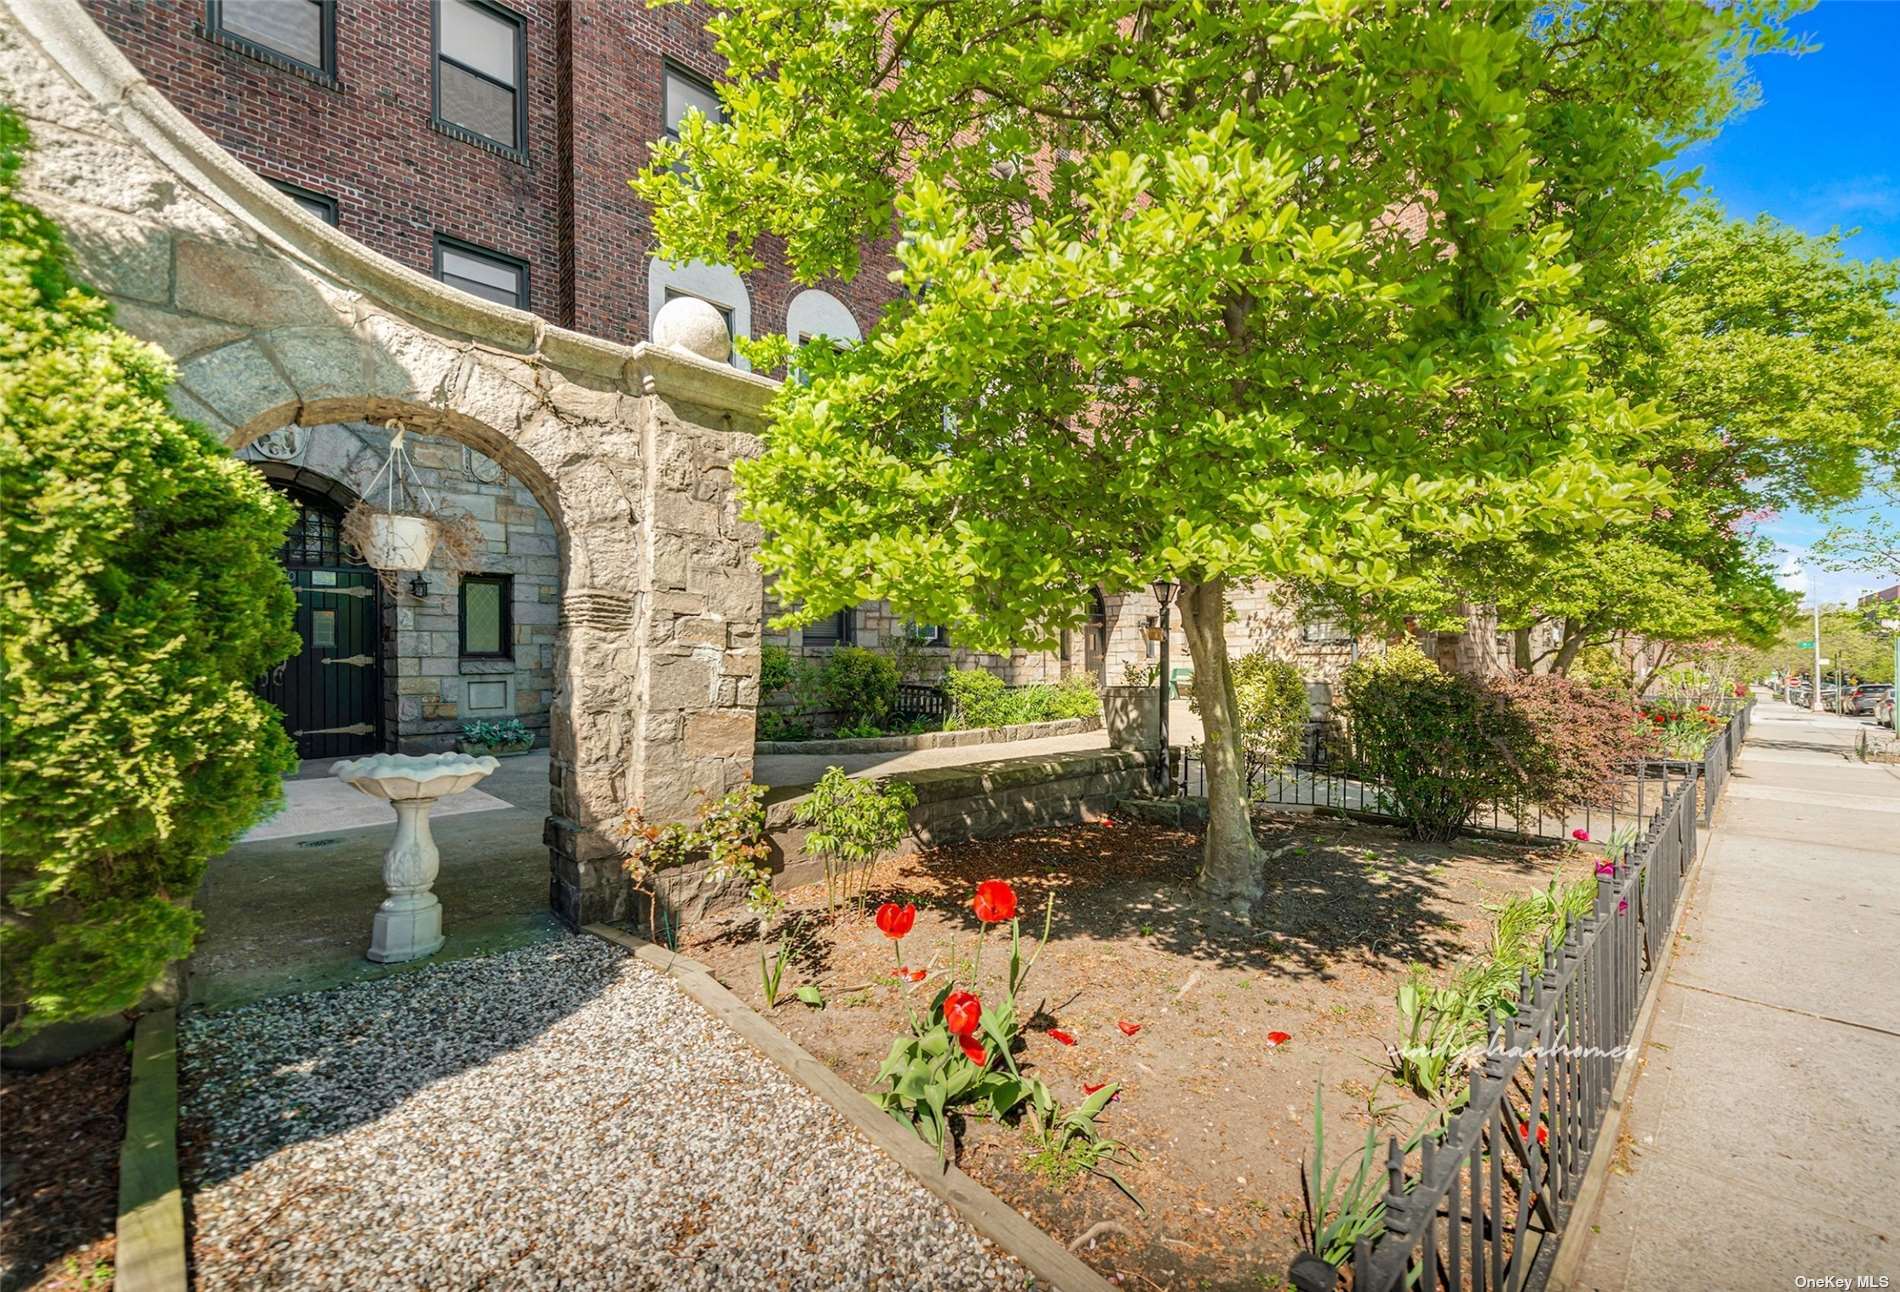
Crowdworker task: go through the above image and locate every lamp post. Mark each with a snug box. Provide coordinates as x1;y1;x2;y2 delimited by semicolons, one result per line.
1151;579;1178;793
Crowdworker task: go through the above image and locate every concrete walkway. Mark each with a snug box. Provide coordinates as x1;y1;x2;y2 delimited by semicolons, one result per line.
1561;699;1900;1291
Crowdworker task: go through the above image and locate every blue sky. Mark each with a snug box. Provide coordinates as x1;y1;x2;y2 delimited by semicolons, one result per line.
1683;0;1900;605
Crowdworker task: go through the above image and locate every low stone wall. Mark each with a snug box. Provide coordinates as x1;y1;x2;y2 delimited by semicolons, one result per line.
651;748;1150;925
754;714;1100;757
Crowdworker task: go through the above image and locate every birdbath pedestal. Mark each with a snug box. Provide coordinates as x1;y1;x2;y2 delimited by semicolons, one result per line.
331;752;499;963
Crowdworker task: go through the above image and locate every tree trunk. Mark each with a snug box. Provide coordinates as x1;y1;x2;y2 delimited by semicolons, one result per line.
1176;579;1263;915
1550;621;1590;675
1512;626;1533;673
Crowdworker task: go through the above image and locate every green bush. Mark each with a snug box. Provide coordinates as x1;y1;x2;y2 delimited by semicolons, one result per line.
760;642;796;698
942;669;1102;729
820;646;898;729
1191;649;1308;791
1343;646;1649;842
1341;645;1526;842
0;110;298;1040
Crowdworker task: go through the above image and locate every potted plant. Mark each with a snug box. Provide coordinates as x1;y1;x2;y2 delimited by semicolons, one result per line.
339;422;485;588
458;718;535;757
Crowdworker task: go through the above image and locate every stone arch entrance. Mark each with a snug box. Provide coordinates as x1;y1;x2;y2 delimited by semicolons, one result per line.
4;0;776;927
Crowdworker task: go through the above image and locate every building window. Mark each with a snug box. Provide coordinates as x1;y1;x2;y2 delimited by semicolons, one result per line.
663;62;723;141
207;0;335;77
460;574;513;658
801;608;855;648
907;621;949;648
1299;616;1351;646
434;236;529;309
434;0;525;151
269;178;338;225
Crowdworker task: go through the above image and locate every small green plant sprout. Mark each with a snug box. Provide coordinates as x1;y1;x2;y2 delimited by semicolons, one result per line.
759;915;807;1009
793;767;918;917
1300;1084;1392;1267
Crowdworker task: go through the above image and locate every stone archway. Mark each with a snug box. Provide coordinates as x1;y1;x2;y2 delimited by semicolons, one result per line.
2;0;775;927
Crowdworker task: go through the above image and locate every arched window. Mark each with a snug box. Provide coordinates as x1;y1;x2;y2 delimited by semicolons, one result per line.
647;259;752;368
785;288;862;347
274;484;351;568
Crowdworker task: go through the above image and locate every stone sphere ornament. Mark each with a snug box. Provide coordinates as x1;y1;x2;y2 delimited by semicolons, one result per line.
651;294;732;362
332;752;499;963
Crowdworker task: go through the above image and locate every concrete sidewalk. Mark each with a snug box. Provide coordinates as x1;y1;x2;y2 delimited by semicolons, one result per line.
1560;699;1900;1291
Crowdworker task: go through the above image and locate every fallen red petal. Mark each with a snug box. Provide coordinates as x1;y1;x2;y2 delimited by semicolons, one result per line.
1117;1019;1141;1037
1047;1028;1077;1046
1082;1081;1106;1094
1267;1031;1292;1046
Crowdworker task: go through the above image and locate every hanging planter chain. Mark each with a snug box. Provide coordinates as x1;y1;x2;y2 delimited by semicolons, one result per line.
357;421;441;520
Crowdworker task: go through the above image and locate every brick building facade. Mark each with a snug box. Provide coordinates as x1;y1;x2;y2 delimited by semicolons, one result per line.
84;0;1414;755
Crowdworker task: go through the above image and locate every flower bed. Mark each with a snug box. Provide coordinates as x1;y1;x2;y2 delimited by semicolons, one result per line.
677;815;1588;1286
1638;697;1727;759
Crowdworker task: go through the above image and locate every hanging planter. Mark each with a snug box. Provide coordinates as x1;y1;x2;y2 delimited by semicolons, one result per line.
359;511;438;571
340;422;487;593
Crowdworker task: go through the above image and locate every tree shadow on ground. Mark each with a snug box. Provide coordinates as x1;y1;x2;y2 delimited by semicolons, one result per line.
745;814;1561;984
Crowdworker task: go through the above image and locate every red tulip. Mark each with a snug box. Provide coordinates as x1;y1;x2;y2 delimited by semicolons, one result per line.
1618;898;1630;915
1571;828;1590;842
875;902;917;939
1100;817;1114;829
1596;860;1616;877
972;880;1018;924
958;1035;988;1066
1267;1031;1292;1047
1520;1121;1549;1148
943;990;982;1038
1117;1019;1141;1037
1047;1028;1077;1046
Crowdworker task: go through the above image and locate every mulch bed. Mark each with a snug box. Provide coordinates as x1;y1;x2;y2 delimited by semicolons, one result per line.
1;1044;128;1292
680;813;1576;1289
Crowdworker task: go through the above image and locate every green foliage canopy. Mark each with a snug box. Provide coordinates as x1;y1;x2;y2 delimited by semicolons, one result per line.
0;109;298;1039
636;0;1800;907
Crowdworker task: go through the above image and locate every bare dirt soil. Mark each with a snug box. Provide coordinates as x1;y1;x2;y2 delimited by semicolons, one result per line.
1;1045;127;1292
681;813;1578;1290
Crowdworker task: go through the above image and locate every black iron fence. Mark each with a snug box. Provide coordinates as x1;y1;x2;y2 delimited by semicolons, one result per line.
1289;773;1700;1292
894;683;948;722
1265;705;1748;1292
1173;700;1751;843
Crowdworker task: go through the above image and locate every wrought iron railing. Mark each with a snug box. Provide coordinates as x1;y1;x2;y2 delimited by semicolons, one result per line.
1271;706;1748;1292
1290;773;1700;1292
1174;701;1751;842
893;683;948;721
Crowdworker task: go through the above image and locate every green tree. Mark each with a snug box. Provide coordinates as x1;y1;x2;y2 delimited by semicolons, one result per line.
0;109;298;1039
636;1;1796;912
1489;208;1900;671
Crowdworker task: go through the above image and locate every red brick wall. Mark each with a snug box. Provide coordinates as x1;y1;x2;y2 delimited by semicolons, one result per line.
84;0;898;347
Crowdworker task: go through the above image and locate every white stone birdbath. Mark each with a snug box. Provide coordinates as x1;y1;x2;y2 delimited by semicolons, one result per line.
331;752;499;963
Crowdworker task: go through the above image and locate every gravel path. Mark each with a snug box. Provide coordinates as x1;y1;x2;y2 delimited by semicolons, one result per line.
180;938;1029;1291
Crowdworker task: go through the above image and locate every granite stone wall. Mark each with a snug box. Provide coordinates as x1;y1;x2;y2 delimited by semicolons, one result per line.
243;424;562;751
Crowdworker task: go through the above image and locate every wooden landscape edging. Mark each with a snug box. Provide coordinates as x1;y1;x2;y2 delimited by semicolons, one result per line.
116;1008;188;1292
583;924;1118;1292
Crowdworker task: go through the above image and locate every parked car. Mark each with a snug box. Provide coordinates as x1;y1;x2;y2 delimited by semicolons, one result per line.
1847;683;1893;716
1876;693;1895;726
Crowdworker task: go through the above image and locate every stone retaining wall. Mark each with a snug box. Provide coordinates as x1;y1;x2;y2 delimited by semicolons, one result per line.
652;749;1151;925
754;715;1101;757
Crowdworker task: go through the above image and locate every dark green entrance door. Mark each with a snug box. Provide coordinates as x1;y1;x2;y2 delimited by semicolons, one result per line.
259;487;383;760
